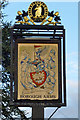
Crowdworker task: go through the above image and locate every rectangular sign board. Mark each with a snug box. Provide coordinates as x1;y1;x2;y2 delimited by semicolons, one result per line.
14;38;62;106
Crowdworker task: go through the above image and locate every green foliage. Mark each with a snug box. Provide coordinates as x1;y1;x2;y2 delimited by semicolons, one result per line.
1;1;31;119
2;22;11;72
2;21;30;120
0;0;8;9
2;22;11;91
0;0;8;21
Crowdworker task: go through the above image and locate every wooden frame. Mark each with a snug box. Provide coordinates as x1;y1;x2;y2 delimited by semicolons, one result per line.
13;38;62;107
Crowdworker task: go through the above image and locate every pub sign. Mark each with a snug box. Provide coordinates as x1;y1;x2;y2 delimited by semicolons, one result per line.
10;1;66;107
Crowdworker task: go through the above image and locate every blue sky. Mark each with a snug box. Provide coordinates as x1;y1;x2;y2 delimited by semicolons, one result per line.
3;1;78;118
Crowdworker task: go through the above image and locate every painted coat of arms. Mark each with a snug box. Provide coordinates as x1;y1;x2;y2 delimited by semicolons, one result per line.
18;43;59;100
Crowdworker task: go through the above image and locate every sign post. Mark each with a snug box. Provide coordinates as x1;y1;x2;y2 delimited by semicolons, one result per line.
10;1;66;119
32;106;44;119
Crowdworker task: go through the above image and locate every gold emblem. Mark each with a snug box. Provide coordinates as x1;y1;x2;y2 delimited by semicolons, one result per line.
28;1;48;22
16;1;61;25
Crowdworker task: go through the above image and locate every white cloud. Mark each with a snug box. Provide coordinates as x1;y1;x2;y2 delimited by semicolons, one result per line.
67;61;78;73
66;52;78;74
67;52;78;57
67;79;78;88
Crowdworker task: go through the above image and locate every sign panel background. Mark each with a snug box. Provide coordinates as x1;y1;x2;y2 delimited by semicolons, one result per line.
18;43;59;100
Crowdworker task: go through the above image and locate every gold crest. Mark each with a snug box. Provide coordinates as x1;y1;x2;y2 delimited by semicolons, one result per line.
28;1;48;22
16;1;61;25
